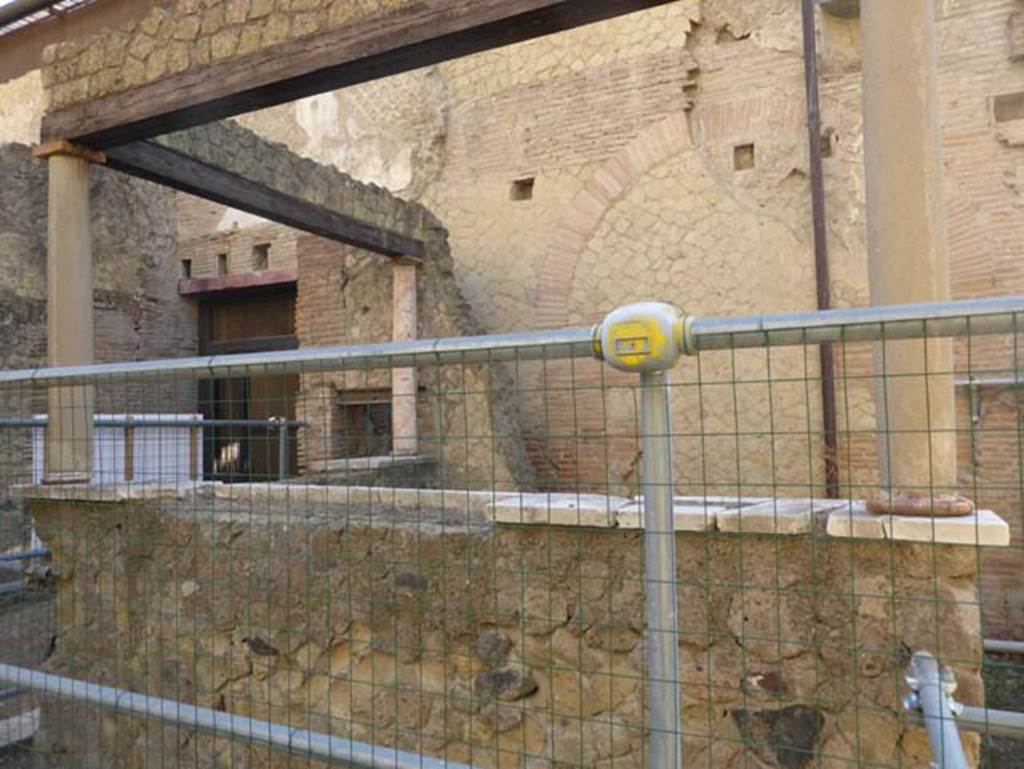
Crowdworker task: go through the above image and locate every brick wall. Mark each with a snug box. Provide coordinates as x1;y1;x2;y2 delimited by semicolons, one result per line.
0;142;197;510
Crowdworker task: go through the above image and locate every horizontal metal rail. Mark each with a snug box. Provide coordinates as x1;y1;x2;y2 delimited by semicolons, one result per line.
0;548;51;563
688;295;1024;351
984;639;1024;655
907;704;1024;742
0;296;1020;387
0;327;597;387
956;705;1024;741
0;663;476;769
0;418;306;429
955;376;1024;389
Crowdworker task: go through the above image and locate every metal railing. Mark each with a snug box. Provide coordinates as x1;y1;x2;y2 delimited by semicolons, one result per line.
0;295;1022;768
0;415;306;482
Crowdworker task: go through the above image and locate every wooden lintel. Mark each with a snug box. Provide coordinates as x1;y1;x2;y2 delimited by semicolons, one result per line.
104;140;426;260
33;140;105;164
41;0;674;148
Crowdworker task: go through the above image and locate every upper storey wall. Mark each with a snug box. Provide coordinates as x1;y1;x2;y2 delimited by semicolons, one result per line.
41;0;409;112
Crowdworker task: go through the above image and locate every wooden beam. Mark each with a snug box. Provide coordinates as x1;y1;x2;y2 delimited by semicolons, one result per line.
104;140;425;259
178;268;298;297
42;0;674;147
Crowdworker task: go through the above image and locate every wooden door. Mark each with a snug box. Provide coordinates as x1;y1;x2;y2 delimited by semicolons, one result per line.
198;288;299;480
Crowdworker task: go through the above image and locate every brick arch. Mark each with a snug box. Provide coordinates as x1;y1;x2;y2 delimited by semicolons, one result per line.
524;112;694;491
532;111;693;330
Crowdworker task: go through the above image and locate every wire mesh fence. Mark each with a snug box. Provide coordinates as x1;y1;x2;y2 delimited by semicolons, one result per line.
0;297;1021;768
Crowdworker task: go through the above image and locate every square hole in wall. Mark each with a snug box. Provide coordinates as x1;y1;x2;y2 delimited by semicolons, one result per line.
216;253;228;276
252;243;270;271
510;177;535;201
821;128;835;159
336;390;392;458
180;258;192;279
994;92;1024;123
733;143;755;171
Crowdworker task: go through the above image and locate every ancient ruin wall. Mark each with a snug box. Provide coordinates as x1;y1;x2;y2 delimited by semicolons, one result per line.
168;121;535;489
30;493;983;768
40;0;425;112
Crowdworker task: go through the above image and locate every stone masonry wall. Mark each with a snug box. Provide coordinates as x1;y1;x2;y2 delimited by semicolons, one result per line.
169;121;534;489
0;142;196;526
29;492;984;768
226;0;1024;634
40;0;428;112
25;0;1024;629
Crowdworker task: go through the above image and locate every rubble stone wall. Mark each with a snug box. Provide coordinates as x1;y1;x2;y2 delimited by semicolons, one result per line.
29;493;983;768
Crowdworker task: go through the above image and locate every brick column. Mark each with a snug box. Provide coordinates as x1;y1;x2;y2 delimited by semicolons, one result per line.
38;145;97;484
391;260;418;457
862;1;960;511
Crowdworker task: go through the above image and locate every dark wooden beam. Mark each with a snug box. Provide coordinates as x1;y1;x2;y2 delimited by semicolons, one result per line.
105;140;425;259
179;268;298;297
42;0;674;147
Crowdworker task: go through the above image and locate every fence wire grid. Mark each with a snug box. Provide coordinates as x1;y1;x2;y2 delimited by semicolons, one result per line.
0;297;1021;769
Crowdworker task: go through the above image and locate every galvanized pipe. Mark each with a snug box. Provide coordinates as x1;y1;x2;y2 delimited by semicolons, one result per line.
905;652;969;769
984;639;1024;655
0;297;1021;388
639;370;682;769
0;326;597;387
955;376;1024;389
0;417;307;429
0;663;476;769
688;295;1024;352
957;705;1024;741
0;548;51;563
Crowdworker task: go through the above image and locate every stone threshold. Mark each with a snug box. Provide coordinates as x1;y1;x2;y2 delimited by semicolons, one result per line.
14;482;1011;546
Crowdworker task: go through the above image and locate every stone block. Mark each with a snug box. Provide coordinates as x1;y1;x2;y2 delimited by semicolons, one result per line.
717;498;848;535
487;493;625;527
825;501;883;539
827;503;1011;546
615;497;725;531
884;509;1010;547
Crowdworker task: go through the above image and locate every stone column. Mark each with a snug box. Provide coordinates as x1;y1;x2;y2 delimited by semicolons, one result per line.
38;145;96;484
862;1;960;509
391;260;418;456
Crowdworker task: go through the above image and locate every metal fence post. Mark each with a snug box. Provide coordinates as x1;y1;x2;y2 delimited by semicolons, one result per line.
276;418;288;480
596;302;686;769
639;368;682;769
904;651;969;769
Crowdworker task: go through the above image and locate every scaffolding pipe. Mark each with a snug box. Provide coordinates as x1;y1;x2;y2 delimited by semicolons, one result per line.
0;296;1022;388
0;417;306;429
688;295;1024;351
0;549;50;563
905;652;969;769
984;639;1024;655
0;663;477;769
639;370;682;769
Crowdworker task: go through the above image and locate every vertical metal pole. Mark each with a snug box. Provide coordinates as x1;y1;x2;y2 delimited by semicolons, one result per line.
800;0;840;498
906;652;969;769
189;425;200;481
123;420;135;483
640;369;682;769
277;420;288;481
